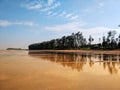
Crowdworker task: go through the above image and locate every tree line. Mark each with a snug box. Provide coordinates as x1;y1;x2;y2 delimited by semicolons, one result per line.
29;30;120;50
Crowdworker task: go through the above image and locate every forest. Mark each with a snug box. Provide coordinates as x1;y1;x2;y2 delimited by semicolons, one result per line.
29;31;120;50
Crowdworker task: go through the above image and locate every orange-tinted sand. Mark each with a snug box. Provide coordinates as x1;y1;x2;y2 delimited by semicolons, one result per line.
0;50;120;90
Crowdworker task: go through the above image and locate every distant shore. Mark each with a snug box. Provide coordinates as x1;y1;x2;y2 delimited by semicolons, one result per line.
6;48;28;50
29;50;120;55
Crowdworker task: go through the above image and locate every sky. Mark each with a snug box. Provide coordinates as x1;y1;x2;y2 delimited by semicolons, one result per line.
0;0;120;49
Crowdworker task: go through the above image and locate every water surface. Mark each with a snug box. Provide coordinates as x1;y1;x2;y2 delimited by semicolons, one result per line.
0;50;120;90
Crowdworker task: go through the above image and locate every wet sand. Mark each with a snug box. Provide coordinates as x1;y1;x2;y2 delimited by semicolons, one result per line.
0;50;120;90
29;50;120;55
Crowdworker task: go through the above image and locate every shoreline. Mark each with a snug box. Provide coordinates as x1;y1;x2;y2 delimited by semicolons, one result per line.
29;50;120;55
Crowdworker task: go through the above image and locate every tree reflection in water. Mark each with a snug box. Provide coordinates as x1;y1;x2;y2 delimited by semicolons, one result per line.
29;52;120;75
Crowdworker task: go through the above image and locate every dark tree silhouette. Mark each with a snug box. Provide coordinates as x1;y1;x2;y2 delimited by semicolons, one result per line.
29;30;120;50
88;35;94;45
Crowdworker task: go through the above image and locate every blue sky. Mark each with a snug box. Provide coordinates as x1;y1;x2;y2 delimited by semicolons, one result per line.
0;0;120;49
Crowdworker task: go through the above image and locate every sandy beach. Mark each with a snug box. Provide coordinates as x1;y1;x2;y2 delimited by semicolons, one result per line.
0;50;120;90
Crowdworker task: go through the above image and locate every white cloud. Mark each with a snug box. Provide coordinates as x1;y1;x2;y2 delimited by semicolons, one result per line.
47;11;52;15
50;12;58;16
70;15;79;20
0;20;11;27
59;11;67;17
65;13;73;18
0;20;37;27
97;2;104;9
22;0;60;12
58;11;80;20
48;0;55;6
21;0;42;10
21;1;80;21
45;22;85;32
41;2;61;12
26;4;42;10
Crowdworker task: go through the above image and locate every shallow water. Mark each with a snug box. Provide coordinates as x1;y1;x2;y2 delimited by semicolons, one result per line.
0;50;120;90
